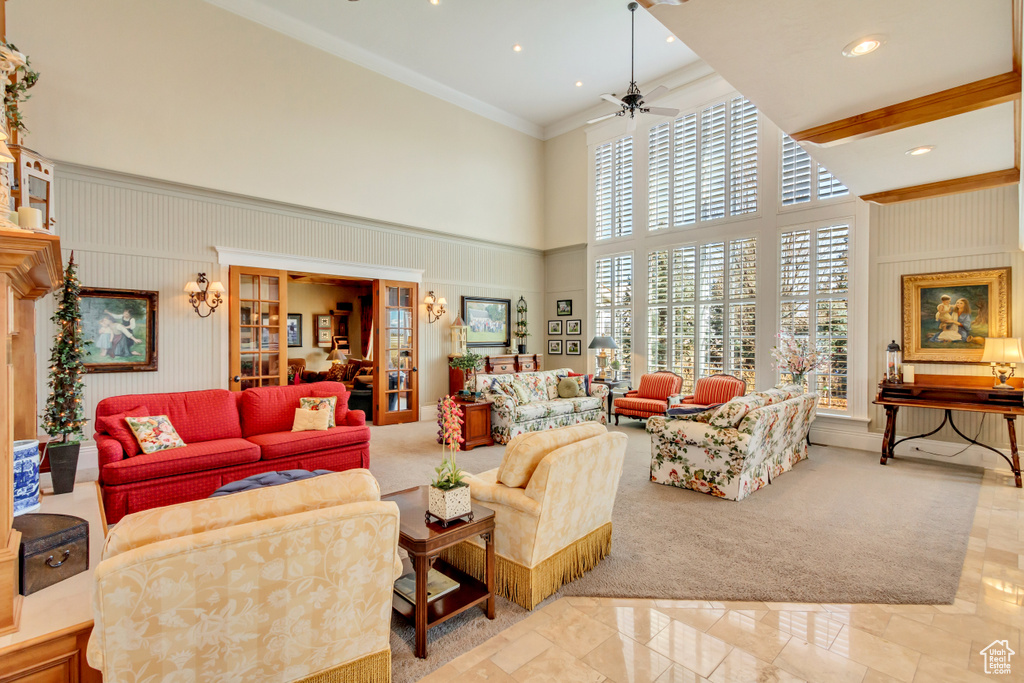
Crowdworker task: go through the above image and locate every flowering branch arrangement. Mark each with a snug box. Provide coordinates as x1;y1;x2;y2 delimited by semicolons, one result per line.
433;395;467;491
770;328;828;378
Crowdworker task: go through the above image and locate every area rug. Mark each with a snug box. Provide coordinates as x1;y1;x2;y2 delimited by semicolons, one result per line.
369;419;982;682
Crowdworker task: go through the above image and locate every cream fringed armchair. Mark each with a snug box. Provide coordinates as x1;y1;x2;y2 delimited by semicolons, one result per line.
442;423;627;610
87;469;402;683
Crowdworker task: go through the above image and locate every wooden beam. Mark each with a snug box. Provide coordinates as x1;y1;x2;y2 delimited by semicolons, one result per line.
860;168;1020;204
791;73;1022;147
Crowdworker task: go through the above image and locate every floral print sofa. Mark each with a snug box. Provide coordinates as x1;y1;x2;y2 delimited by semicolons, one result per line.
647;385;816;500
475;369;609;444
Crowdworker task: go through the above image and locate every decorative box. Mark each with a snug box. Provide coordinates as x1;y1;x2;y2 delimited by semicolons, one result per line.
11;513;89;596
427;485;472;527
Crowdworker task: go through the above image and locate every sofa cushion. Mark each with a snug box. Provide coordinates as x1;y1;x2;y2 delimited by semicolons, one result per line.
102;438;261;486
708;394;770;429
95;405;151;458
241;382;349;437
752;387;791;405
497;422;607;488
693;375;746;405
512;374;549;403
636;373;682;400
567;372;592;396
614;396;669;415
514;400;575;422
566;396;603;413
246;425;371;460
95;390;242;444
557;378;579;398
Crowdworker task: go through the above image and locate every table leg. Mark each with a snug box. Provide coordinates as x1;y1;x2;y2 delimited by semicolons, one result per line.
1007;415;1022;488
607;392;613;424
414;554;429;659
484;531;495;619
881;406;898;465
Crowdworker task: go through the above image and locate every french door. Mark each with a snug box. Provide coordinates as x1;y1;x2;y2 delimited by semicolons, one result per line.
229;267;288;390
374;280;419;424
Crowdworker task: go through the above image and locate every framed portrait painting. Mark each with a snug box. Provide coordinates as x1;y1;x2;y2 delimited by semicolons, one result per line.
286;313;302;348
901;267;1010;363
80;288;158;373
462;296;511;347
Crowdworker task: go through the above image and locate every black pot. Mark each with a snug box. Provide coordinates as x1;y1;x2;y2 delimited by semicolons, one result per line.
517;344;527;354
47;442;80;495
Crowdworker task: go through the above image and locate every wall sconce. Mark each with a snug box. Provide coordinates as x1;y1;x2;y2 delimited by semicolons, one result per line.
184;273;225;318
424;290;447;323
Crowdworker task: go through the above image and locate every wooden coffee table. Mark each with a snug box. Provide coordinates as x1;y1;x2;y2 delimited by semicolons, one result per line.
382;485;495;658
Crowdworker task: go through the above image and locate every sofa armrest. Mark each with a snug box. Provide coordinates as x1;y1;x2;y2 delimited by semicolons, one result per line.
466;472;542;518
95;434;125;476
483;392;517;420
589;383;610;400
344;409;366;427
648;418;749;452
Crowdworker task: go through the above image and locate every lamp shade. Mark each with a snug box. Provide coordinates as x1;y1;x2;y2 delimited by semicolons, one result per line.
327;349;347;363
588;336;619;350
208;281;226;294
982;338;1023;364
183;281;201;294
0;140;15;164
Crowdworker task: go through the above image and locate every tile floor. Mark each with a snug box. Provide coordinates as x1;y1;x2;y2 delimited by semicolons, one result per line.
418;467;1024;682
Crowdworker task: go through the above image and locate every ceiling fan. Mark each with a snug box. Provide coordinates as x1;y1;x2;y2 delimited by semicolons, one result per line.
587;2;680;129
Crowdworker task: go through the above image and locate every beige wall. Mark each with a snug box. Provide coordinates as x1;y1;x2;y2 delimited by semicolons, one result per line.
543;245;589;375
287;281;369;370
543;128;589;250
10;0;545;250
868;185;1022;457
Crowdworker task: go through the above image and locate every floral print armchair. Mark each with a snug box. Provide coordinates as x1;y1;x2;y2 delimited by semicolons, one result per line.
88;469;401;683
647;385;816;501
475;368;609;444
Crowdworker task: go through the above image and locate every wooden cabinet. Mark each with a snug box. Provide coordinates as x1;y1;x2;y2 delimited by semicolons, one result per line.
484;354;540;375
453;398;493;451
516;354;540;372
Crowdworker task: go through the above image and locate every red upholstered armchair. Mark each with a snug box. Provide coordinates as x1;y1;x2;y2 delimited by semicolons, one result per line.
613;371;684;425
673;374;747;410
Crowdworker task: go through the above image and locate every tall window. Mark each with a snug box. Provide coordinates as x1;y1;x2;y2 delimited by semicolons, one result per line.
648;237;756;392
648;96;759;231
595;136;633;240
595;253;633;380
779;224;849;410
780;134;849;205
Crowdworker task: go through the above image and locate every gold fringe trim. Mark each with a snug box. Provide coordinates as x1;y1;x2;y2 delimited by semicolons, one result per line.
295;648;391;683
441;522;612;610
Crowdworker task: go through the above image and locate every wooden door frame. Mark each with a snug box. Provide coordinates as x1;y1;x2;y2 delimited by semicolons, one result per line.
229;266;288;391
373;280;419;424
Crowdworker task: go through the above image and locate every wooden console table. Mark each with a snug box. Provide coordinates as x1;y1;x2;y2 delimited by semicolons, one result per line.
874;374;1023;487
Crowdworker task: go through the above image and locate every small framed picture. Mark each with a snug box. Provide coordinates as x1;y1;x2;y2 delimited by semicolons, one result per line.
556;299;572;316
566;339;582;355
286;313;302;348
317;328;332;343
548;340;563;355
548;320;563;335
566;319;581;335
316;314;332;329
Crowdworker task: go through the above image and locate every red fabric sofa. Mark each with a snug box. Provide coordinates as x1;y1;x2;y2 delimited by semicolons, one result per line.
95;382;370;524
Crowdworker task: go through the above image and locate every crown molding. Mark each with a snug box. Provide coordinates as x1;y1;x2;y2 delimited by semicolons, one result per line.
203;0;545;139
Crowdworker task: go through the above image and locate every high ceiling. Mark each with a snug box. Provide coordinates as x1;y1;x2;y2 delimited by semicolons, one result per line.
648;0;1019;202
205;0;703;138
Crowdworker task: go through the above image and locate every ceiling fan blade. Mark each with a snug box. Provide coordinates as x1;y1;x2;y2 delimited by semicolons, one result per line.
644;85;668;102
646;106;679;117
586;112;621;125
600;93;626;106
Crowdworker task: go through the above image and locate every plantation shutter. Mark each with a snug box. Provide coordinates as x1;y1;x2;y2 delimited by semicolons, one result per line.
699;104;727;221
613;137;633;237
728;237;757;387
729;97;758;216
648;123;671;231
595;253;633;382
673;113;698;226
595;136;632;240
817;166;849;200
780;135;812;206
594;142;613;239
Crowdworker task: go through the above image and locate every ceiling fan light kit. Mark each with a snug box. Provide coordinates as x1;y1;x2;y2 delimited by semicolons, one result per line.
586;2;680;126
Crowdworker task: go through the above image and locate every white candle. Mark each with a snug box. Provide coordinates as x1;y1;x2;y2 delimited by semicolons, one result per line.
17;207;42;230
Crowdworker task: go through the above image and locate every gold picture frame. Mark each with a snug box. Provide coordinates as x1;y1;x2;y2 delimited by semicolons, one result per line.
901;267;1010;364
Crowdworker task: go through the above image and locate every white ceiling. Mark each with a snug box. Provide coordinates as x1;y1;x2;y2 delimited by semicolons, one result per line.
205;0;703;138
649;0;1017;198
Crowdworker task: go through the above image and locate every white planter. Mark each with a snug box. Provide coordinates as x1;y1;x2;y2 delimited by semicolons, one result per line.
428;484;471;521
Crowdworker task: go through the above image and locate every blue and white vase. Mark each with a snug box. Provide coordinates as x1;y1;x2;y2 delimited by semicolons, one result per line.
13;439;41;516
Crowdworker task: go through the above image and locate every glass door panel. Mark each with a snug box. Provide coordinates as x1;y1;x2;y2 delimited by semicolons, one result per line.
230;268;288;391
374;280;418;424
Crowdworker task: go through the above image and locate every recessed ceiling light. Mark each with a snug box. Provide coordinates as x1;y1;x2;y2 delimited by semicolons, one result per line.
842;35;885;57
666;36;676;43
429;0;439;4
575;81;583;87
906;145;934;156
512;43;522;52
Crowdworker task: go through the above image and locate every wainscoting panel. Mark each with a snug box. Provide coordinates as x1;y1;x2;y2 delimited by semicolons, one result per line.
869;186;1022;450
39;164;544;440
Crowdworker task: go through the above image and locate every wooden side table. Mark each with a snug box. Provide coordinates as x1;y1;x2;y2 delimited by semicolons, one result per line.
383;486;495;658
454;398;494;450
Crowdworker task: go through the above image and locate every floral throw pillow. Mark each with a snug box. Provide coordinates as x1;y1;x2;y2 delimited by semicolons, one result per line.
299;396;337;428
511;381;533;405
125;415;186;455
489;379;519;405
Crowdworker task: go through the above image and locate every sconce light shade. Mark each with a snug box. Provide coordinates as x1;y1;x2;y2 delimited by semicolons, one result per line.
184;281;201;294
424;290;447;323
209;281;226;295
186;273;224;318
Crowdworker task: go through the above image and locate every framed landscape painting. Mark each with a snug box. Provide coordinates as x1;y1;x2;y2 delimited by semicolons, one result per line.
901;267;1010;363
462;296;511;348
81;288;158;373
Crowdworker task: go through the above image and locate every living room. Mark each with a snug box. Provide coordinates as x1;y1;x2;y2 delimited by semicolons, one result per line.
0;1;1022;682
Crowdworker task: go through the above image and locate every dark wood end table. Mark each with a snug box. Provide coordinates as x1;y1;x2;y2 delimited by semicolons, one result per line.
453;397;494;450
382;485;495;658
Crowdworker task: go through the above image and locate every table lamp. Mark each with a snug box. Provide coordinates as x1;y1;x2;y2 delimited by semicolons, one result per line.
327;348;347;365
588;336;618;379
981;337;1023;389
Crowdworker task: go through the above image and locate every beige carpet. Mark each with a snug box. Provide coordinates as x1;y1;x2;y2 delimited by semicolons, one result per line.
369;419;982;682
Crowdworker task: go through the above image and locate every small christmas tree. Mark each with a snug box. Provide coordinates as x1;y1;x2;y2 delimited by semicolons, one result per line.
41;253;88;443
